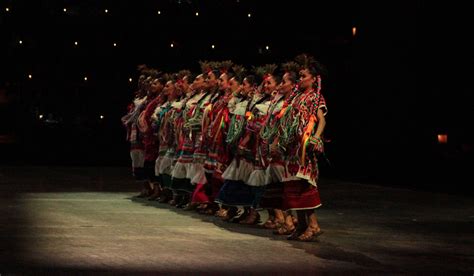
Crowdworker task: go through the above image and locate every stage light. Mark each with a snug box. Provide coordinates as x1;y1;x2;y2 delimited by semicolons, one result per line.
157;10;161;15
28;74;32;79
113;42;117;47
129;78;133;82
105;9;108;13
5;7;10;12
352;27;357;36
84;76;88;81
39;114;43;119
19;40;23;45
170;43;174;48
63;8;67;12
100;115;104;119
438;134;448;144
74;41;78;46
265;45;269;50
248;13;251;18
195;12;199;16
211;44;215;49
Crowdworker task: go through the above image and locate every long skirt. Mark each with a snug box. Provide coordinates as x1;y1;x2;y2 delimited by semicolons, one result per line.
144;160;159;182
259;182;284;209
160;174;173;189
215;180;264;208
191;183;211;203
282;180;322;211
171;177;194;194
191;173;224;204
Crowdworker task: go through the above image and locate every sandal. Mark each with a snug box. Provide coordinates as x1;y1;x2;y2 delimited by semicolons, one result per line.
201;208;215;215
136;188;151;198
147;188;161;200
265;219;284;229
215;208;227;218
273;224;296;235
296;227;324;242
196;204;207;210
199;203;219;215
168;199;177;206
287;228;305;240
263;219;276;229
239;209;261;225
157;195;169;203
183;202;198;211
222;207;239;222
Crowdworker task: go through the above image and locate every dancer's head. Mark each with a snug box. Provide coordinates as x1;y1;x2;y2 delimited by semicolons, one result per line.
241;75;257;97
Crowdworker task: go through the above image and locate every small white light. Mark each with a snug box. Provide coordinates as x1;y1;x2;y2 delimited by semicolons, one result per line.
129;78;133;82
39;114;43;119
28;74;32;79
100;115;104;119
5;7;10;12
195;12;199;16
113;42;117;47
19;40;23;44
63;8;67;12
105;9;108;13
265;45;269;50
211;44;215;49
157;10;161;15
247;13;251;18
84;76;88;81
170;43;174;48
74;41;78;46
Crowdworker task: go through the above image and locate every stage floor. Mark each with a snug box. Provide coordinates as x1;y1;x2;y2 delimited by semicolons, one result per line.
1;167;473;274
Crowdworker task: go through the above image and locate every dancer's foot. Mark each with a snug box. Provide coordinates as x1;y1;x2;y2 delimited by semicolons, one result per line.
147;188;161;200
136;188;151;198
273;224;296;235
183;202;198;211
222;207;239;221
296;226;323;242
239;209;261;225
215;208;227;218
263;218;284;229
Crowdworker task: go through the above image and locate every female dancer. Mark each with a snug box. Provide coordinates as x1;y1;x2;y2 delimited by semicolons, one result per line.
278;54;328;241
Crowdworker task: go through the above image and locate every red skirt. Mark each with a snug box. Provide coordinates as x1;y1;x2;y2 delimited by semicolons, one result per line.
282;180;322;211
191;174;224;204
191;183;210;203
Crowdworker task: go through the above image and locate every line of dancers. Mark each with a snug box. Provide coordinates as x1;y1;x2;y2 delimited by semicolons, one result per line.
121;54;328;241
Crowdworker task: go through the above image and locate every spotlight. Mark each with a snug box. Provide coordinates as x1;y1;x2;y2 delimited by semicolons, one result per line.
437;134;448;144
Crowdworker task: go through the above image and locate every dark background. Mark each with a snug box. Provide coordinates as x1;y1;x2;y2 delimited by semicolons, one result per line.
1;1;473;194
